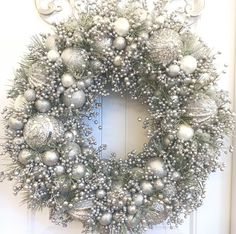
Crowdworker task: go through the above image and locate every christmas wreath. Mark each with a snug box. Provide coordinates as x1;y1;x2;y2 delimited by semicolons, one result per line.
0;0;234;233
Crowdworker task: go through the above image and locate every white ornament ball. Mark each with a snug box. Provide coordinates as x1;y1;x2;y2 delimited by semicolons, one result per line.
72;164;86;179
35;99;51;113
140;181;153;195
177;124;194;141
180;55;198;74
168;64;180;77
24;89;36;102
8;117;24;130
114;18;130;36
61;73;75;88
47;50;60;62
147;158;166;177
63;90;86;108
113;37;126;50
18;149;34;165
42;150;59;166
100;213;113;226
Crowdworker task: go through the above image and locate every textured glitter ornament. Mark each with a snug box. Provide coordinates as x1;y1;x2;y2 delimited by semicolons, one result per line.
23;114;64;151
147;29;183;64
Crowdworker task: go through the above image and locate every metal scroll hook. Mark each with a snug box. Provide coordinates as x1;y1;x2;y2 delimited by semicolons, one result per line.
185;0;205;17
34;0;62;16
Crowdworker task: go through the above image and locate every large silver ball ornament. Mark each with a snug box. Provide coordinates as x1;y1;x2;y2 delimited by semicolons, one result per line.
180;55;197;74
72;164;86;180
99;213;113;226
8;117;24;130
42;150;59;166
23;114;64;151
63;142;81;160
24;89;36;102
18;149;34;165
14;95;28;112
113;37;126;50
140;181;153;195
61;73;75;88
184;94;218;123
177;124;194;141
63;89;86;108
147;158;166;177
35;99;51;113
114;18;130;36
61;48;88;72
147;29;183;64
28;62;48;88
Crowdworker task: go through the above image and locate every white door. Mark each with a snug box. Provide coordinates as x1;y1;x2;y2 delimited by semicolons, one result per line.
0;1;235;234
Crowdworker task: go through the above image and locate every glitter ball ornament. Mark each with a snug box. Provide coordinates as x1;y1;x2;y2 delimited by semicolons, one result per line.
147;29;183;64
167;64;180;77
47;50;60;62
28;62;48;88
72;164;86;179
61;48;88;71
147;158;166;177
177;124;194;141
140;181;153;195
184;94;218;123
23;114;64;151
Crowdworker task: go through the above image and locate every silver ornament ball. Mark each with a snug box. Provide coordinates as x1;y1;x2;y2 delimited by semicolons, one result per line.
54;165;65;176
147;158;166;177
133;194;144;206
180;55;198;74
154;179;164;191
72;164;86;179
47;50;60;62
96;189;106;199
24;89;36;102
63;142;81;160
14;95;29;112
63;89;86;108
140;181;153;195
168;64;180;77
128;205;137;215
114;18;130;36
99;213;113;226
113;37;126;50
35;99;51;113
177;124;194;141
42;150;59;166
18;149;34;165
61;73;75;88
8;117;24;130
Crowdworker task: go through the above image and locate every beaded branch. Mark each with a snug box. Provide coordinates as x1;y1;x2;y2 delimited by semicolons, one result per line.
0;0;234;233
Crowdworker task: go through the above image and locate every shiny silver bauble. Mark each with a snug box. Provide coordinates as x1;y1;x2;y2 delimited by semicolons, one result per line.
61;73;75;88
8;117;24;130
140;181;153;195
99;212;113;226
184;94;218;123
147;29;183;64
47;50;60;62
18;149;34;165
72;164;86;180
113;37;126;50
27;62;48;88
14;95;28;112
54;165;65;176
63;89;86;108
63;142;81;160
61;48;88;72
146;158;166;177
35;99;51;113
42;150;59;166
23;114;64;151
24;89;36;102
114;18;130;36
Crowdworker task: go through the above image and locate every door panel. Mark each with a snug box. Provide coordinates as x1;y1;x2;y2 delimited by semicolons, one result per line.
0;1;235;234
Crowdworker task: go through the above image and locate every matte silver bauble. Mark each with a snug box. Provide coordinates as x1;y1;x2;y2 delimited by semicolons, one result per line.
61;73;75;88
18;149;34;165
35;99;51;113
168;64;180;77
72;164;86;179
14;95;28;112
61;48;88;71
99;212;113;226
64;142;81;160
23;114;64;151
24;89;36;102
147;29;183;64
45;35;57;50
154;179;164;190
69;199;93;221
147;158;166;177
128;205;137;215
140;181;153;195
47;50;60;62
113;37;126;50
63;89;86;108
54;165;65;176
184;94;218;123
177;124;194;141
133;194;144;206
28;62;48;88
114;18;130;36
180;55;197;74
96;189;106;199
8;117;24;130
42;150;59;166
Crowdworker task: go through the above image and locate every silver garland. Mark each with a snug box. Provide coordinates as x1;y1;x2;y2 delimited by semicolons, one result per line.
0;0;234;233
